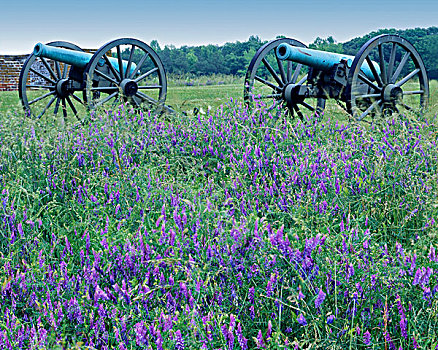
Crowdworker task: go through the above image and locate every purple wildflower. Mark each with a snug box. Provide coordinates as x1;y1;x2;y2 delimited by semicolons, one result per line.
236;324;247;350
175;330;185;350
327;315;335;324
297;313;307;326
256;330;264;349
315;289;326;308
363;330;371;345
248;287;255;304
412;336;418;348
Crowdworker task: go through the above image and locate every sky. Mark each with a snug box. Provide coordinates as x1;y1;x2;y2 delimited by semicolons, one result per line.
0;0;437;54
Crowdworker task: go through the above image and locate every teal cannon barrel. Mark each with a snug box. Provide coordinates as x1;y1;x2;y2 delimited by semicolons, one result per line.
33;43;136;75
276;44;380;81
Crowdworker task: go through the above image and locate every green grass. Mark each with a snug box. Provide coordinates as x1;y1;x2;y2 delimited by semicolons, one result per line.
2;79;437;121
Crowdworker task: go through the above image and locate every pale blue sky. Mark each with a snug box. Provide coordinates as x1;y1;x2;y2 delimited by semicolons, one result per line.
1;0;437;54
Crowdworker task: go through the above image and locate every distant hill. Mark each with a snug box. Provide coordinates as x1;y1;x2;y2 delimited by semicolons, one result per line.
150;27;438;79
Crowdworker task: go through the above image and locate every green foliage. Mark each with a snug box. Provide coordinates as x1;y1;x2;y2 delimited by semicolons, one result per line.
144;27;438;79
309;36;344;53
416;35;438;79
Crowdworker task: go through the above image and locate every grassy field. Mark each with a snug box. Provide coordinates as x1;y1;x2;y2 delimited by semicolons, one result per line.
0;81;438;349
2;79;437;120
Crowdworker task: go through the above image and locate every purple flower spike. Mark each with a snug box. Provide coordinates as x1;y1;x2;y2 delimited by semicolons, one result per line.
297;313;307;326
315;289;326;308
363;330;371;345
175;330;185;350
256;330;264;348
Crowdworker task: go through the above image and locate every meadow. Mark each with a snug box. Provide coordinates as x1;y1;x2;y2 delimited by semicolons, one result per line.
0;80;438;349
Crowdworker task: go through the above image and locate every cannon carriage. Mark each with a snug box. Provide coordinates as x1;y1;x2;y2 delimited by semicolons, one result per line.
244;34;429;122
19;38;168;120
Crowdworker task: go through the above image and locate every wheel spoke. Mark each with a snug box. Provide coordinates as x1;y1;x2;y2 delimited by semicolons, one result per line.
62;99;68;120
130;96;141;108
66;96;78;116
378;44;387;84
391;52;411;83
28;91;56;105
261;58;283;86
287;61;293;82
299;100;315;111
70;93;84;104
292;64;303;84
53;97;61;116
296;73;307;85
292;104;305;120
135;91;159;105
254;75;281;91
55;61;62;79
29;68;56;85
125;45;136;79
400;102;413;110
129;52;150;78
358;100;382;121
94;91;118;107
395;68;420;87
102;54;121;82
37;95;56;119
62;64;69;79
40;57;58;81
94;69;119;85
387;43;397;80
26;84;54;89
358;73;381;91
116;45;124;80
134;67;159;83
276;56;287;84
365;56;383;86
403;90;424;95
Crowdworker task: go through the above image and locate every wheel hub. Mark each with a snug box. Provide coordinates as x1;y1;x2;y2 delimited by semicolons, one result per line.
283;83;308;105
55;79;70;98
382;84;403;103
120;79;138;97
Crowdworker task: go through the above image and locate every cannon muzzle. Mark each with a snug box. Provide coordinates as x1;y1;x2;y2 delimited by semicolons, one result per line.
33;43;136;75
276;44;380;81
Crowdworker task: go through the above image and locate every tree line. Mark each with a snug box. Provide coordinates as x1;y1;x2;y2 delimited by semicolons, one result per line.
148;27;438;79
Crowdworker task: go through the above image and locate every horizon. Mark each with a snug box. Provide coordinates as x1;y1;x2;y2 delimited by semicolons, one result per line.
1;0;437;55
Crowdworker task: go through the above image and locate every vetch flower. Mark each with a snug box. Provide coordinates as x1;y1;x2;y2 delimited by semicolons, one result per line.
327;315;335;324
297;313;307;326
315;288;326;308
363;330;371;345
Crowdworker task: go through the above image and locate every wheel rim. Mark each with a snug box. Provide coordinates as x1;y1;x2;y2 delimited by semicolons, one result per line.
244;38;325;120
347;34;429;122
84;38;167;112
18;41;87;121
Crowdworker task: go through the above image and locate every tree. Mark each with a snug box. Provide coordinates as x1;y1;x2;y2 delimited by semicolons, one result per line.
309;36;343;53
150;40;161;52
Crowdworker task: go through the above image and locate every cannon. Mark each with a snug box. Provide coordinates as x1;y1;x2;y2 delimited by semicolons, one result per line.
19;38;168;120
244;35;429;122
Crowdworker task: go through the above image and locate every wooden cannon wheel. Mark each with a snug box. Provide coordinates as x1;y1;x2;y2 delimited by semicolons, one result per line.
347;34;429;122
83;38;167;113
244;37;326;120
18;41;86;121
